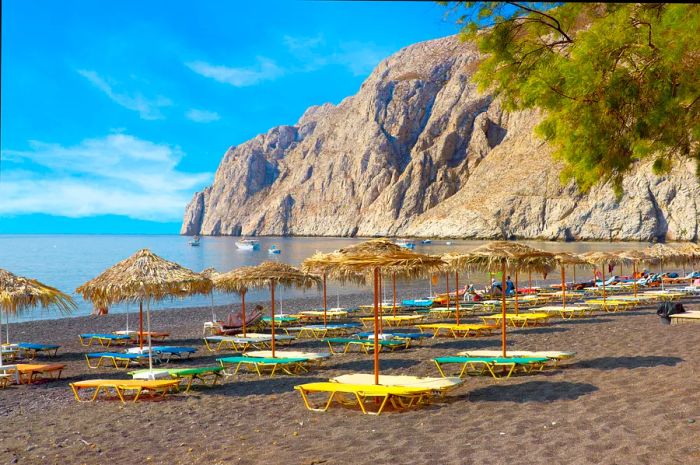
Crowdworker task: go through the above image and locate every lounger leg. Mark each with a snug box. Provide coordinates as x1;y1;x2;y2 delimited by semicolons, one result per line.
434;360;448;378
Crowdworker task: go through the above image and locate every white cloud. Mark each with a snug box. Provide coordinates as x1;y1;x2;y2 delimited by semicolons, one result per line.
186;57;284;87
282;35;386;76
185;109;220;123
1;134;212;222
77;69;172;120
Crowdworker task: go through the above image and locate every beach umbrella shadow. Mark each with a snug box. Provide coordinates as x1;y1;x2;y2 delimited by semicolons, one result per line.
469;380;598;403
577;356;683;370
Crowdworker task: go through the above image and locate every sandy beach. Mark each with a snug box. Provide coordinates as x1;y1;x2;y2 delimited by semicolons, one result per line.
1;290;699;465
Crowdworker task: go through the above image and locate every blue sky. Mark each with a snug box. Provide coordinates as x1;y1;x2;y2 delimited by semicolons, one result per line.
1;0;462;234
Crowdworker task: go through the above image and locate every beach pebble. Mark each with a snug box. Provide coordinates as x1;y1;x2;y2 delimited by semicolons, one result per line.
688;419;696;424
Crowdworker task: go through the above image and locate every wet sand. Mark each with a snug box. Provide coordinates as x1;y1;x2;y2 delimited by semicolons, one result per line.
1;292;699;465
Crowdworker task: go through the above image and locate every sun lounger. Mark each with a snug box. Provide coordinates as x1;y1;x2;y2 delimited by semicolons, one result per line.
481;313;552;327
531;306;594;319
17;342;60;359
14;363;66;384
356;331;432;343
433;356;549;379
217;356;311;377
457;350;576;367
583;299;636;312
130;366;224;392
203;334;296;352
296;310;349;320
286;323;361;338
0;374;11;389
294;382;433;415
125;346;197;362
85;352;153;369
244;350;331;364
331;373;464;397
359;315;426;328
324;337;410;354
79;333;131;347
416;323;497;338
1;345;18;362
670;311;700;325
70;379;181;403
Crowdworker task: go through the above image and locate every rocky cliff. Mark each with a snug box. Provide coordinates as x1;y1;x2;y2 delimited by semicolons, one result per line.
182;35;699;241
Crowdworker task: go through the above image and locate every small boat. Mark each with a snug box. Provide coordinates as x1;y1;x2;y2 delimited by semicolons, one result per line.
268;245;281;255
445;241;453;245
420;239;432;245
235;239;260;251
188;235;200;246
395;240;416;250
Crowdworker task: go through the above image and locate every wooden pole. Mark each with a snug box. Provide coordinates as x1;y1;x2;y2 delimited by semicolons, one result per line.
561;265;566;309
378;273;383;334
323;274;328;329
139;301;143;350
602;264;607;305
528;270;532;292
241;291;247;337
633;263;638;297
514;270;519;315
455;271;460;325
392;273;397;318
501;263;507;357
445;272;450;313
373;267;380;385
270;283;276;358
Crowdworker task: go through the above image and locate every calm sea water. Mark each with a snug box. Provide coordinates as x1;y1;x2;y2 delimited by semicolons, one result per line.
0;235;652;322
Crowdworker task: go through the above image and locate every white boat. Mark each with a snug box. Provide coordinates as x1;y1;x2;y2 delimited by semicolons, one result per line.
268;245;281;255
420;239;432;244
188;235;200;246
395;240;416;250
235;239;260;251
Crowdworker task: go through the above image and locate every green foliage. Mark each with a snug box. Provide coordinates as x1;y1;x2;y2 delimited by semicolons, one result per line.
449;2;700;195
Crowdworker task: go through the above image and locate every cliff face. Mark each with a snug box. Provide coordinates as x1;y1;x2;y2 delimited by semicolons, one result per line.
182;36;700;241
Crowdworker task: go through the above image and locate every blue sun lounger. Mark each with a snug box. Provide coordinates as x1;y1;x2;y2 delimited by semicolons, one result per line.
433;356;550;379
79;333;131;347
85;352;154;369
356;332;431;343
324;337;410;354
217;356;310;377
126;346;197;363
18;342;60;359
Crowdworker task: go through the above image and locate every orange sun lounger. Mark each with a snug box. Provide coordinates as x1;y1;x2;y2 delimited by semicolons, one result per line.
70;379;181;403
15;363;66;384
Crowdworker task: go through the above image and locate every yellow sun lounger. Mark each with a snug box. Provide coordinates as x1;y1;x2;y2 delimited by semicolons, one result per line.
217;356;311;377
531;306;595;319
330;373;464;397
359;315;425;328
70;379;181;403
583;299;636;312
481;313;551;327
416;323;497;338
433;356;549;379
294;382;433;415
14;363;66;384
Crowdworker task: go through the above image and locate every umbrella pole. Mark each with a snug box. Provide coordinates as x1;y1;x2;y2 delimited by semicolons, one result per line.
210;292;216;322
445;272;450;313
561;265;566;309
392;272;397;318
139;301;144;350
528;270;532;292
270;283;276;358
0;311;4;366
241;291;247;337
379;273;383;334
633;263;638;297
373;267;380;385
146;300;153;373
323;274;328;329
501;263;507;357
514;270;519;315
455;271;460;325
126;303;129;333
573;266;576;287
602;264;607;305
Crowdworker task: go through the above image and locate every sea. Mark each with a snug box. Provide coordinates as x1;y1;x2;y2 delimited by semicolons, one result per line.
0;234;652;323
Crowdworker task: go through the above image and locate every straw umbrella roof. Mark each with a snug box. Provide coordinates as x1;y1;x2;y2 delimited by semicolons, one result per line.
645;243;689;266
301;239;446;283
615;249;659;265
579;251;621;267
552;252;589;266
451;241;555;274
210;266;259;294
231;262;321;291
76;248;213;305
673;243;700;261
200;267;220;280
1;269;76;315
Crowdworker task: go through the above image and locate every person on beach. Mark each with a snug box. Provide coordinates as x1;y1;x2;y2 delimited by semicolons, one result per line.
505;276;515;296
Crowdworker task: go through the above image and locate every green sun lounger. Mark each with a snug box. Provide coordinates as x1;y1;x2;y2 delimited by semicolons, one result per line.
433;356;549;379
323;338;410;354
217;356;310;377
130;366;224;392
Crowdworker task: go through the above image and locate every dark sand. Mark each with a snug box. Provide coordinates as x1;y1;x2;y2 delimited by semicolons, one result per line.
1;291;699;465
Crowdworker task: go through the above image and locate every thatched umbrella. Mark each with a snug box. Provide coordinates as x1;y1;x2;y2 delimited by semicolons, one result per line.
231;262;320;357
442;253;477;325
454;241;554;357
302;239;445;384
615;250;658;297
552;253;589;308
675;243;700;276
1;269;76;365
200;267;223;323
646;243;689;289
77;249;213;373
211;266;257;336
580;251;620;303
